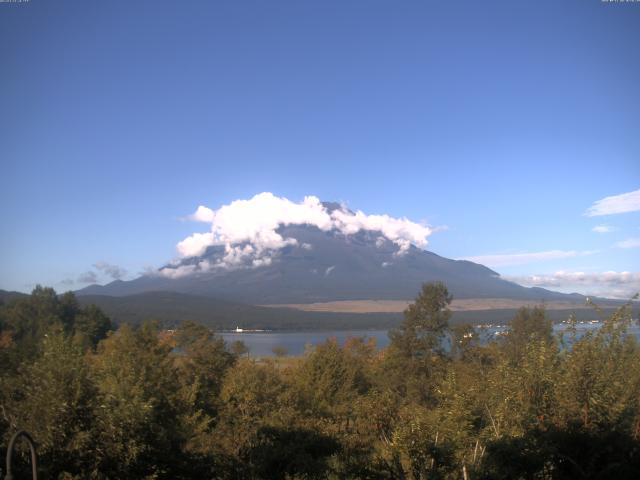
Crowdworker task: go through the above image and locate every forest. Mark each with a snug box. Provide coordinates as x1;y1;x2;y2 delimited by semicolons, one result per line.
1;283;639;479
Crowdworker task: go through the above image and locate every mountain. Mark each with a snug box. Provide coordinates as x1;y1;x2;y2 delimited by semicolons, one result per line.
77;291;620;330
1;288;617;331
77;222;584;304
0;289;28;304
77;291;402;330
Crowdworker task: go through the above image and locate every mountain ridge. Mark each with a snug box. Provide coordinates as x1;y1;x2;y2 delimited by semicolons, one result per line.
77;224;586;304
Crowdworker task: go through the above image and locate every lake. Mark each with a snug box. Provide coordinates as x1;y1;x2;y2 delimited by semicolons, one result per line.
221;321;640;357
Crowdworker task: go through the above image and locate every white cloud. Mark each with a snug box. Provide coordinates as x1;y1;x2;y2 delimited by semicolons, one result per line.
330;208;430;254
72;262;128;285
325;265;336;276
431;225;449;233
176;232;215;259
585;188;640;217
461;250;597;268
615;237;640;249
592;225;614;234
507;271;640;299
77;271;98;284
176;193;332;258
158;264;197;279
162;192;434;276
94;261;128;280
189;205;216;223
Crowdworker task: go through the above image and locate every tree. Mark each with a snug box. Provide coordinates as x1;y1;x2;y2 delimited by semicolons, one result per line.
90;322;186;478
0;288;112;363
558;301;640;431
384;282;452;404
58;291;81;332
387;403;457;479
482;426;640;479
231;339;250;357
503;306;553;362
389;282;452;359
215;358;292;464
0;327;97;478
173;320;235;416
73;303;113;348
450;323;477;360
295;338;370;418
272;345;288;357
0;286;63;362
244;426;340;480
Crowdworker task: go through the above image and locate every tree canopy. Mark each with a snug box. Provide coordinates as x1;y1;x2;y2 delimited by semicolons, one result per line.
1;285;639;479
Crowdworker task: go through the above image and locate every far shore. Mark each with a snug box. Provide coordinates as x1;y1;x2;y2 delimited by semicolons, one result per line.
260;297;609;314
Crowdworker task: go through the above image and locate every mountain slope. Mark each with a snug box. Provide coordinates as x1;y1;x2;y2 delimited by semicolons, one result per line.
0;289;29;304
77;291;621;331
77;291;403;330
77;224;584;304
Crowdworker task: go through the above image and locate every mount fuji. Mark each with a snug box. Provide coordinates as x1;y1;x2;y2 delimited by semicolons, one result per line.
77;202;582;306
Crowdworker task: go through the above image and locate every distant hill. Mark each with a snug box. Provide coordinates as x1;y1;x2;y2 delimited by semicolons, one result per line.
77;224;586;304
0;289;28;304
77;291;403;330
77;291;618;331
2;288;617;331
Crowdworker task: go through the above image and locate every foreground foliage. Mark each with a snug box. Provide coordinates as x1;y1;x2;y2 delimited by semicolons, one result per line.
1;284;639;479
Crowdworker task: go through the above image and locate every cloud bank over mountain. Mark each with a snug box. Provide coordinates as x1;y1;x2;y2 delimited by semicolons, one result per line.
94;261;128;280
506;271;640;299
65;262;129;286
161;193;434;278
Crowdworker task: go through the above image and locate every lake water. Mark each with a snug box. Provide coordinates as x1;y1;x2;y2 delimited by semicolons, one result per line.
221;322;640;357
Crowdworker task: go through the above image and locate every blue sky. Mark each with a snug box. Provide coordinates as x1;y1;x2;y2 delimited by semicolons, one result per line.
1;0;639;297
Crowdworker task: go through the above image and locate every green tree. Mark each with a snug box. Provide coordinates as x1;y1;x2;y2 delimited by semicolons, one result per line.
384;282;452;405
503;306;553;362
244;426;340;480
450;323;477;360
389;282;452;359
0;286;63;362
215;358;292;464
174;320;235;416
0;288;112;364
272;345;288;357
230;339;250;357
0;327;97;478
295;338;370;419
90;322;186;478
558;301;640;431
58;291;81;332
73;303;113;348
